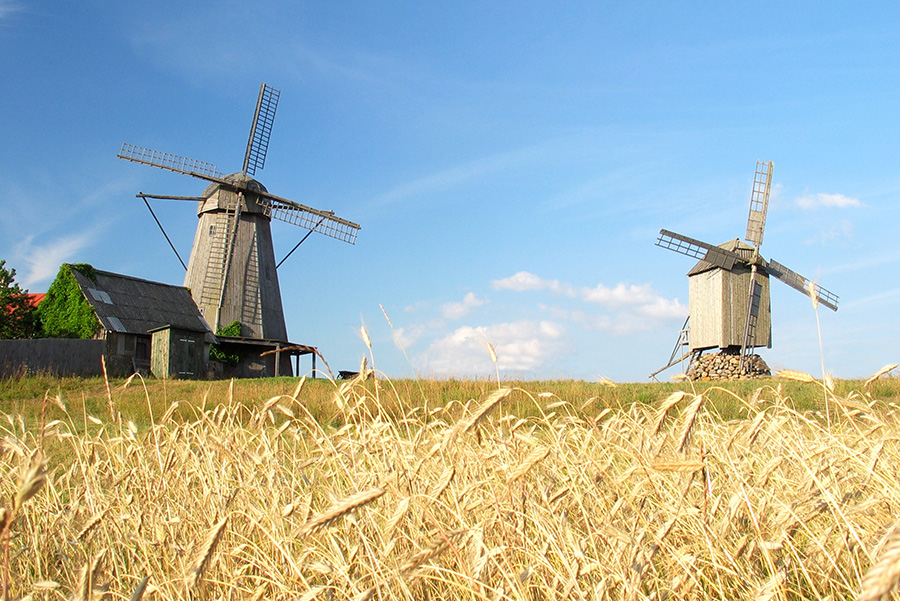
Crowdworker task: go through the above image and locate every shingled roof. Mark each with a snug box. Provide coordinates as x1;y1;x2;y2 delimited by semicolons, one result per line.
68;266;213;336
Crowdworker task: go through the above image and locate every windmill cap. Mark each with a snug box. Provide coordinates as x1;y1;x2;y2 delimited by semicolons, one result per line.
687;239;757;276
202;172;269;198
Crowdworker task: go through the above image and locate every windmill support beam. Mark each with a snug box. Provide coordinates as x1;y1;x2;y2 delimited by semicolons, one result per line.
139;194;187;271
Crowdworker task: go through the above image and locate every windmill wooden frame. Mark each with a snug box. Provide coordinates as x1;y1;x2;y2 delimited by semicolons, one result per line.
651;161;838;377
118;83;360;343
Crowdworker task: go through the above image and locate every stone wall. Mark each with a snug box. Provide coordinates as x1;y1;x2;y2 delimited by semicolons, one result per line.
687;351;771;381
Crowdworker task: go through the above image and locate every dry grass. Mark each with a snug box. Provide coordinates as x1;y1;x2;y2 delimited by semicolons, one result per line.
1;369;900;599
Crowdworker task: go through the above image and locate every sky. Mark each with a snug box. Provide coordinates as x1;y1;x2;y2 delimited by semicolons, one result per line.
1;1;898;382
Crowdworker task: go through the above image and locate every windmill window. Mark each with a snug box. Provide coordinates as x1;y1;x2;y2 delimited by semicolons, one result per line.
209;225;216;237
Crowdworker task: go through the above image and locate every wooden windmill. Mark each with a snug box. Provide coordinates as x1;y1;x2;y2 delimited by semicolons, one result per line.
651;161;838;376
117;83;360;342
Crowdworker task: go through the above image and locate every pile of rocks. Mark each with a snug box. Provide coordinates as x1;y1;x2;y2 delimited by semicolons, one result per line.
687;351;771;381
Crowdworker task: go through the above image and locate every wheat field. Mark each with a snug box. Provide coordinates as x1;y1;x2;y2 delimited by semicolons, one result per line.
2;368;900;600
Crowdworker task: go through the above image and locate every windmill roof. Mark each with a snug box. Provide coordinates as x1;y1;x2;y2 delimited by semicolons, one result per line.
201;173;268;198
67;266;213;337
687;239;758;276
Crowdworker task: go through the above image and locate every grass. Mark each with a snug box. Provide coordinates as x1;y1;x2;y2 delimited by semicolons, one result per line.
1;370;900;599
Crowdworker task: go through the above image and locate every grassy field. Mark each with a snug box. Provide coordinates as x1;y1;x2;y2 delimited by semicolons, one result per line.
1;369;900;599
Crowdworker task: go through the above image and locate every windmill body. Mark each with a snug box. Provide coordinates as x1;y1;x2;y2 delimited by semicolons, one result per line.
651;161;837;378
686;239;771;352
119;83;360;348
184;174;286;340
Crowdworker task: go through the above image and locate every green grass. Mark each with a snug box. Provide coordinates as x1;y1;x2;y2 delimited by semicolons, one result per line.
2;372;899;434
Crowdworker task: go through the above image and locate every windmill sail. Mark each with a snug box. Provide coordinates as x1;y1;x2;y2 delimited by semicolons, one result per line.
263;196;360;245
745;161;773;248
767;259;839;311
656;230;742;271
117;143;225;182
243;83;280;176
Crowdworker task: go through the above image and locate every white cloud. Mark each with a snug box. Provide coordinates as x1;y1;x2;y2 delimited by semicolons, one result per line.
14;231;98;288
492;271;577;297
796;193;864;210
441;292;486;319
416;320;566;375
583;282;657;307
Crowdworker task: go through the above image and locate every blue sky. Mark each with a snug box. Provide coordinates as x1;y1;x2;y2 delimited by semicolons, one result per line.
1;1;898;382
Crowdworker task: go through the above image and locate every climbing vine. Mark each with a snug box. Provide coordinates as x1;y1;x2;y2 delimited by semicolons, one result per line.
38;264;101;339
210;320;242;364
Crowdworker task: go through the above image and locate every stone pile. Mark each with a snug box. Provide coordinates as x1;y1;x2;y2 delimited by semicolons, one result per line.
687;351;771;381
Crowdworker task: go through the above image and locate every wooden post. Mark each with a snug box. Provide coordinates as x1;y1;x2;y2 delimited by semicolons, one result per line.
274;345;281;377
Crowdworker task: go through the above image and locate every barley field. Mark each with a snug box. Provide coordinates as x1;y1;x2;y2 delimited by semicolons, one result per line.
2;367;900;600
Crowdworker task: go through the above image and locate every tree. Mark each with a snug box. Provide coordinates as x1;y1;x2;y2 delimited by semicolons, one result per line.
0;260;40;339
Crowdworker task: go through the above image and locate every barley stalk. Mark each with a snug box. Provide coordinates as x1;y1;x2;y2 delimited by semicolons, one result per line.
186;516;228;589
865;364;900;388
858;522;900;601
676;393;705;453
298;488;385;537
508;446;551;483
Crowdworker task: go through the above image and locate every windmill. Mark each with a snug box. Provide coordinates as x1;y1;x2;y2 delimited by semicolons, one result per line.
117;83;360;343
650;161;838;378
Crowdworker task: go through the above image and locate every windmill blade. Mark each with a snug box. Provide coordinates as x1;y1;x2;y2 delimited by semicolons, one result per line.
745;160;774;248
767;259;839;311
739;275;763;359
656;229;744;271
118;143;227;184
261;192;360;245
243;83;280;176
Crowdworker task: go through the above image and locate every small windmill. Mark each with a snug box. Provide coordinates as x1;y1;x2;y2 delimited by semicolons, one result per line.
651;161;838;377
118;83;360;342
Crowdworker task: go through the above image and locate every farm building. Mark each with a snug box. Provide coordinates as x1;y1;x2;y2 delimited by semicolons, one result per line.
2;263;317;379
36;264;215;377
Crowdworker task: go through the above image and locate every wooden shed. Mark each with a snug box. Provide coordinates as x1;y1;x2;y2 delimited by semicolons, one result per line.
149;325;210;379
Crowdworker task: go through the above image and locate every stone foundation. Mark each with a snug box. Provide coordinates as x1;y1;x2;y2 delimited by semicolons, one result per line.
687;351;771;381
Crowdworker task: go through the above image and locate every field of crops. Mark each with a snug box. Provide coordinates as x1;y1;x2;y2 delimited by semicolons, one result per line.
2;369;900;600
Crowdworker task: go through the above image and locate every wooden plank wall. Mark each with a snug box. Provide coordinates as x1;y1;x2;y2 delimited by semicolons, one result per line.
0;339;105;378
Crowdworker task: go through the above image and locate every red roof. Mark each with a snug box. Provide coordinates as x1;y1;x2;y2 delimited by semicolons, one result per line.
25;293;45;307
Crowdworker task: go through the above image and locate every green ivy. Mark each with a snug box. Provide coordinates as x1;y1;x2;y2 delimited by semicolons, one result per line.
210;320;242;364
38;264;101;339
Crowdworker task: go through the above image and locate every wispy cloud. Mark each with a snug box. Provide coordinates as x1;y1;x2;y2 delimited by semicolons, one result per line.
441;292;487;319
0;1;22;20
797;193;865;210
370;133;601;208
14;230;99;288
492;271;577;296
372;145;542;207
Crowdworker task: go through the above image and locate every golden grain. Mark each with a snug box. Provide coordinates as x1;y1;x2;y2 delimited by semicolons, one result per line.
298;488;385;537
